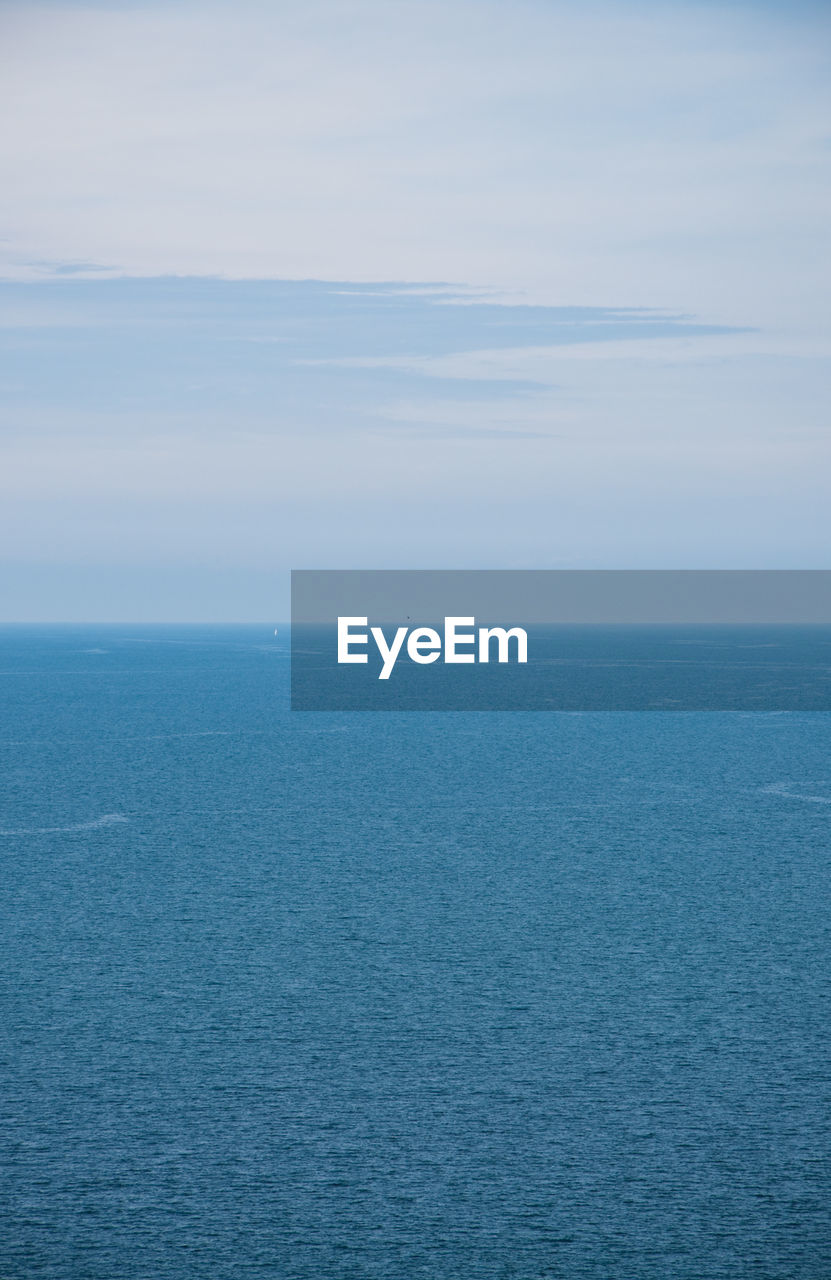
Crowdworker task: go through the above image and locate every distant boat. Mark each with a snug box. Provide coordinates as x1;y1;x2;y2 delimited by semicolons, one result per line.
273;628;279;637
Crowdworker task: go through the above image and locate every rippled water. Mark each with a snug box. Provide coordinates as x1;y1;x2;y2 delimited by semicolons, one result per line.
1;626;829;1278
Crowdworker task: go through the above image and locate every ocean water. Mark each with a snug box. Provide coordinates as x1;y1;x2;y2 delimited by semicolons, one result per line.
291;622;831;710
1;625;829;1279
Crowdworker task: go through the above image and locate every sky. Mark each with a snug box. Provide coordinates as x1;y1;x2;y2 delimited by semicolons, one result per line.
0;0;829;620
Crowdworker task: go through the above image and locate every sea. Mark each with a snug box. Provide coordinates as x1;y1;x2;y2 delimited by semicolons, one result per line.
1;625;829;1279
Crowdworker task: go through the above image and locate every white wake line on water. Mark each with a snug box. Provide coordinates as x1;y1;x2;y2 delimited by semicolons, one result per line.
0;729;279;747
761;784;831;805
0;813;129;836
134;729;280;743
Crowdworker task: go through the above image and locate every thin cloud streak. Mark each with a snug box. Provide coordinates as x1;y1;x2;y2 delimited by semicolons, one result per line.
0;0;829;331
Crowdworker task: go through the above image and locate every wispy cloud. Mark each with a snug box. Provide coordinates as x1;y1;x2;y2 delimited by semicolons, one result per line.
0;0;829;333
0;1;829;617
0;275;827;592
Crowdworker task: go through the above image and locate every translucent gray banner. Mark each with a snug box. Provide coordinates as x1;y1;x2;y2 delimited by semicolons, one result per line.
291;571;831;710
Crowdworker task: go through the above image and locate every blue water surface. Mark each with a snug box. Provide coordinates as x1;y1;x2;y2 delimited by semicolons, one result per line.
1;626;829;1279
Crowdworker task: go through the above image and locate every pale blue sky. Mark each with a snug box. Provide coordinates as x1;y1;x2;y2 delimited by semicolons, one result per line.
0;0;829;619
